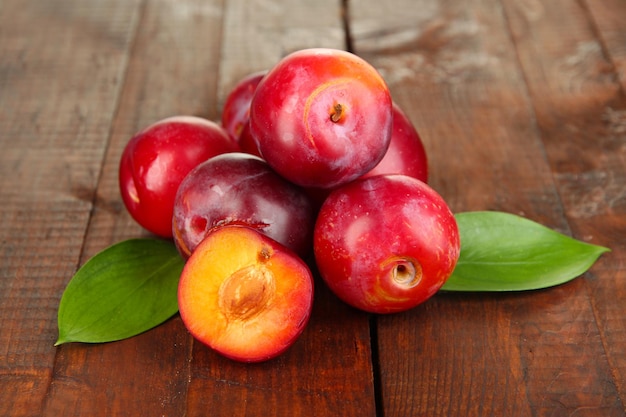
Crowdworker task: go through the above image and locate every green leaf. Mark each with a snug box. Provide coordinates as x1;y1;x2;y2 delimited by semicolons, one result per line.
442;211;610;292
56;238;184;345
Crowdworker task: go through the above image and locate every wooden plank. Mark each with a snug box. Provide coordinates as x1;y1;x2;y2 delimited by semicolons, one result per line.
350;0;563;223
80;0;229;257
183;1;378;416
215;0;346;110
502;0;626;408
40;0;227;415
586;0;626;91
0;1;141;415
186;279;376;417
350;0;623;415
5;0;621;415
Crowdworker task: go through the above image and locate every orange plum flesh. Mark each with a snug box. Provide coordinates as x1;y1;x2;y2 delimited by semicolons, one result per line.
178;225;314;363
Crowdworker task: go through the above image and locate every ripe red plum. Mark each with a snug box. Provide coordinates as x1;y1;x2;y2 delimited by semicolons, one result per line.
119;116;239;237
314;174;460;314
249;48;393;189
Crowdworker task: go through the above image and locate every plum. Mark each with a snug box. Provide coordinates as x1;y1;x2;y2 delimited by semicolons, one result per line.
178;225;314;362
314;174;460;314
119;116;238;237
172;152;315;259
249;48;393;189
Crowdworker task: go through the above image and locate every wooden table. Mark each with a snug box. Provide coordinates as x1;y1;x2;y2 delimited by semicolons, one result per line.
2;0;625;415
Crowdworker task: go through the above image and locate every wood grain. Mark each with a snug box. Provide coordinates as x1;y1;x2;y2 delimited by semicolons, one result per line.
0;1;141;415
503;0;626;408
350;0;624;415
215;0;347;110
1;0;624;415
585;0;626;91
184;1;377;416
41;0;226;415
186;276;376;417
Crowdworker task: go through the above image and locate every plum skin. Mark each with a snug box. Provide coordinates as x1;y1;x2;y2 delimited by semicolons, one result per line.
362;102;428;183
119;116;239;238
305;102;430;208
221;71;266;143
249;48;393;189
172;152;315;259
313;174;460;314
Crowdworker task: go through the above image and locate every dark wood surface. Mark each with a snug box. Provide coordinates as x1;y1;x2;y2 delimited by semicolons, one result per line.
1;0;624;416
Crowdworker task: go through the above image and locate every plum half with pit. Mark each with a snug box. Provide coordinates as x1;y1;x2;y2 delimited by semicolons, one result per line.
178;224;314;363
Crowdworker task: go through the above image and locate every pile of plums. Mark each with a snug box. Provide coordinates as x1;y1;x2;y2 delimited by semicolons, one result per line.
119;48;460;363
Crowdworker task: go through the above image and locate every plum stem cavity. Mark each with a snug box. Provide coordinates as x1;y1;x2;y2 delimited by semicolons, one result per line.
330;103;344;123
391;258;422;288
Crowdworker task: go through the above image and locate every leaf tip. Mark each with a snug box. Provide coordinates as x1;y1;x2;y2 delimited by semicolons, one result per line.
55;329;75;346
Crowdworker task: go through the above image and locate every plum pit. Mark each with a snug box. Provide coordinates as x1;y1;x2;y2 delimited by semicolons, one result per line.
218;264;276;321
